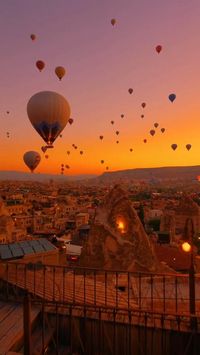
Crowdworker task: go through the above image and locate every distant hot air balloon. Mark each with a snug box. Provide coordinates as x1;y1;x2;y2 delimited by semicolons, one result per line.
150;129;155;136
68;118;74;125
80;151;83;155
186;144;192;151
111;121;114;125
141;102;146;108
128;88;133;95
55;66;66;80
27;91;71;147
101;160;104;164
154;122;159;128
23;151;41;173
156;45;162;54
45;154;49;159
111;18;116;26
143;139;147;143
116;131;119;135
99;135;104;140
106;166;109;170
74;145;77;149
168;93;176;103
130;148;133;152
161;128;165;133
171;144;178;151
67;151;70;155
61;164;64;167
30;34;36;41
6;111;10;114
41;146;47;153
121;114;124;118
116;140;119;144
59;134;62;138
36;60;45;72
65;165;70;169
141;114;144;118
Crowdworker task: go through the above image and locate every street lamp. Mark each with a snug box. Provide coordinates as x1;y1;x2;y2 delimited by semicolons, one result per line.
182;218;197;330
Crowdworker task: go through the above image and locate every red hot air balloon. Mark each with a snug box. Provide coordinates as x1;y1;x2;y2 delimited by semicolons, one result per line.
45;154;49;159
186;144;192;151
65;165;70;169
128;88;133;94
100;160;104;164
154;122;159;128
156;45;162;54
161;128;165;133
121;114;124;118
143;139;147;143
150;129;155;136
141;102;146;108
111;121;114;125
99;135;103;140
80;151;83;155
171;144;178;151
116;140;119;144
141;114;144;118
68;118;74;125
30;34;36;41
116;131;119;135
36;60;45;72
130;148;133;152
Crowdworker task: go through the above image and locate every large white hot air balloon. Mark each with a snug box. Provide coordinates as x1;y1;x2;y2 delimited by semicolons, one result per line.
23;151;41;173
27;91;71;147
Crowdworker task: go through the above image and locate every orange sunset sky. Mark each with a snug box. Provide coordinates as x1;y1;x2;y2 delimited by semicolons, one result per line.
0;0;200;176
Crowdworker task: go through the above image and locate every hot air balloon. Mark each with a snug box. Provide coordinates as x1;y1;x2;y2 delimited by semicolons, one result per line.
156;45;162;54
154;123;159;128
6;111;10;114
111;18;116;26
150;129;155;136
23;151;41;173
141;102;146;108
55;66;66;81
27;91;71;147
128;88;133;95
36;60;45;72
116;140;119;144
67;151;70;155
130;148;133;152
111;121;114;125
80;151;83;155
121;114;124;118
106;166;109;170
41;146;47;153
101;160;104;164
74;146;77;149
141;115;144;118
65;165;70;169
99;135;104;140
116;131;119;135
143;139;147;143
61;164;64;167
59;134;62;138
186;144;192;151
168;93;176;103
161;128;165;133
45;154;49;159
68;118;74;125
30;34;36;41
171;144;177;151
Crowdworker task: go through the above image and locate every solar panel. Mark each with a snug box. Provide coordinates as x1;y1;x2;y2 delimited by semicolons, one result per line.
19;241;34;254
0;245;13;260
39;239;55;251
29;240;44;253
9;244;24;258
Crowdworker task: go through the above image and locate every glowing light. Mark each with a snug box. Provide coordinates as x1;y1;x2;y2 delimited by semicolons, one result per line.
182;242;192;253
116;218;126;233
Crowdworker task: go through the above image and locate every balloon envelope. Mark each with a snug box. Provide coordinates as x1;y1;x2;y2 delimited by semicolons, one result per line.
171;144;178;151
156;45;162;53
161;128;165;133
150;130;155;136
55;66;66;80
186;144;192;151
36;60;45;72
30;34;36;41
23;151;41;172
168;93;176;103
154;123;159;128
128;88;133;94
27;91;71;147
111;19;116;26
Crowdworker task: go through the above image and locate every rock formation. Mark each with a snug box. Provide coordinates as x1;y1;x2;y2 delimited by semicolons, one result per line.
80;185;167;272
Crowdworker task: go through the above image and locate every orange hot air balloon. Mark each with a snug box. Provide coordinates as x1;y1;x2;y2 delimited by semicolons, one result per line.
121;114;124;118
30;34;36;41
111;120;114;125
141;114;144;118
156;45;162;53
161;128;165;133
154;122;159;128
36;60;45;72
68;118;74;125
111;18;116;26
171;144;178;151
141;102;146;108
55;66;66;80
143;139;147;143
99;135;103;140
128;88;133;94
116;131;119;135
150;129;155;136
186;144;192;151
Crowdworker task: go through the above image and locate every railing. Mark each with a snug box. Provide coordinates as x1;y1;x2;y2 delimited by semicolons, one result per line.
0;262;200;317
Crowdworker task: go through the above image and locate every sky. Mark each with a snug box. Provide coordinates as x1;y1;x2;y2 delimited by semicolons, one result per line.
0;0;200;175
